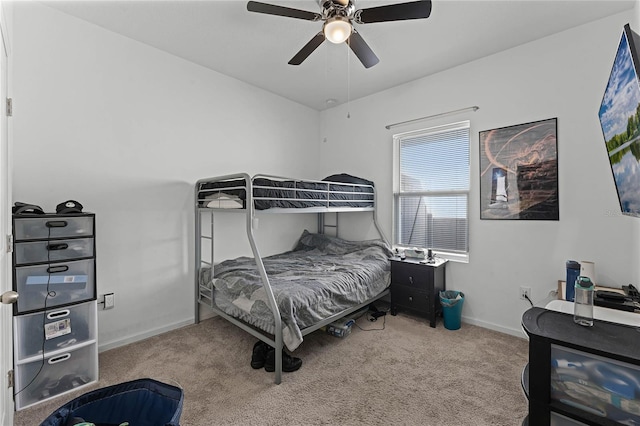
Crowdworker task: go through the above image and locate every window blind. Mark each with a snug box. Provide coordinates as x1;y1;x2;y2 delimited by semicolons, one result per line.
394;122;470;254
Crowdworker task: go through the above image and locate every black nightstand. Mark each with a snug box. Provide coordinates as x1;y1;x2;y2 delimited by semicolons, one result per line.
390;257;447;327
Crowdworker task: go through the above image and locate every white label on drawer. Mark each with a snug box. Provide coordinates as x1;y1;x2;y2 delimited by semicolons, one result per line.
45;318;71;340
26;275;88;285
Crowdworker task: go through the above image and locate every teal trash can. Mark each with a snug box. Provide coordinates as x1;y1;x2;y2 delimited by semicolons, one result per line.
440;290;464;330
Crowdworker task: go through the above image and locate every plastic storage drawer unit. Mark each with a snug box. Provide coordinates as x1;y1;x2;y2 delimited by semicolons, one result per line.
14;342;98;410
14;259;95;314
13;216;94;241
14;238;94;265
12;213;98;411
13;301;97;361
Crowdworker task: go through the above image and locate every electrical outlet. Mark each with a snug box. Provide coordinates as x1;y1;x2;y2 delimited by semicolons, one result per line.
520;286;531;301
104;293;115;309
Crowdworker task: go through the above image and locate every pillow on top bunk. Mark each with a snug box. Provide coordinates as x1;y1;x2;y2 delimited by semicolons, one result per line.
322;173;374;187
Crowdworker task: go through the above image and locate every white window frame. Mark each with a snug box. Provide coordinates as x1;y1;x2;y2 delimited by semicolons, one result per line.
392;120;470;263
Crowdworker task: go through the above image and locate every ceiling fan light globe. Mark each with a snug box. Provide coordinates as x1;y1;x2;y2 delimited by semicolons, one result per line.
324;17;352;44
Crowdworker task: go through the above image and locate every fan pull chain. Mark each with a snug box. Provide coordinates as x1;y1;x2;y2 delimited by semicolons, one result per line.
347;40;351;119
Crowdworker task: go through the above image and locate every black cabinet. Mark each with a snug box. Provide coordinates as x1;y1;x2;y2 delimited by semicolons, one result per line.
390;258;447;327
522;307;640;425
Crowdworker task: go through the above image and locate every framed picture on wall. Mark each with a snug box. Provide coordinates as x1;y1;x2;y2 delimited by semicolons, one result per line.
479;118;559;220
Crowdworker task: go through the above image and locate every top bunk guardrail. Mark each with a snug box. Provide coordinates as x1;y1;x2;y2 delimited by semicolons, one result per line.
195;173;377;213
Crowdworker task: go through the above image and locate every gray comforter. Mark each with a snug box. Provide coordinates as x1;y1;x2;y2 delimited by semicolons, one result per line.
201;231;392;351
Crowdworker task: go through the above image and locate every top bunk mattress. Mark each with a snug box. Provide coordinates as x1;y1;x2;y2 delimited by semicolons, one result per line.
197;173;375;210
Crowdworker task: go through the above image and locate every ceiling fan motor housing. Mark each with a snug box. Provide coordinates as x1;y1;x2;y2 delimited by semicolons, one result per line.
321;0;355;19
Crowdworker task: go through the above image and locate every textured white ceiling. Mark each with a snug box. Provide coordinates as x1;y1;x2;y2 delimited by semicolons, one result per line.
41;0;636;110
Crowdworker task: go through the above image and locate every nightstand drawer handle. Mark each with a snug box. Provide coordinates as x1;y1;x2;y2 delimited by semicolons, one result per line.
409;276;413;284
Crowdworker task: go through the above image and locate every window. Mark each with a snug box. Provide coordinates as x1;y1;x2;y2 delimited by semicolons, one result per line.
393;121;470;259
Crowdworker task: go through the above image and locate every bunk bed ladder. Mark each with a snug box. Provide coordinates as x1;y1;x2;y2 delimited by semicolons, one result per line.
317;212;338;237
194;195;216;324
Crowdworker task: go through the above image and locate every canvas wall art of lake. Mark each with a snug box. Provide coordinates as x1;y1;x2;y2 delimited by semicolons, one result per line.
598;26;640;217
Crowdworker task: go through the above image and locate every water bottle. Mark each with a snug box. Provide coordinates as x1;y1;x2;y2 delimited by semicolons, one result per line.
574;276;594;327
566;260;581;301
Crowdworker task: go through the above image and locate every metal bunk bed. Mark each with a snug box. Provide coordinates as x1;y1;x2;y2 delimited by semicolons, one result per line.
194;173;390;384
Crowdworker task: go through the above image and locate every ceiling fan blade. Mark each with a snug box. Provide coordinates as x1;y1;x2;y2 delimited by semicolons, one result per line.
247;1;322;21
347;30;379;69
355;0;432;24
289;32;326;65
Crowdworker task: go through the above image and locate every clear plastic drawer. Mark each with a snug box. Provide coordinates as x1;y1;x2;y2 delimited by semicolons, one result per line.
14;301;96;362
14;259;95;314
14;238;94;265
14;342;98;410
13;216;94;241
551;344;640;424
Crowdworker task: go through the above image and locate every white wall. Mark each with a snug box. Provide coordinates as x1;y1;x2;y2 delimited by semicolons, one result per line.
12;2;319;349
12;1;640;347
320;10;640;336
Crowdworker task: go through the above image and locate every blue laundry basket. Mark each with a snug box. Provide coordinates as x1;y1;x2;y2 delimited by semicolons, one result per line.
39;378;184;426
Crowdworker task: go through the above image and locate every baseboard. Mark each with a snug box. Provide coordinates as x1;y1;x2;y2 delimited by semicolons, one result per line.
98;317;195;352
198;308;217;322
98;313;526;353
99;305;220;352
461;315;528;340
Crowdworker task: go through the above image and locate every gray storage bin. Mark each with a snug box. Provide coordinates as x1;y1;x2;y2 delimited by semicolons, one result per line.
14;238;94;265
14;301;96;361
13;216;94;241
14;342;98;410
14;259;95;314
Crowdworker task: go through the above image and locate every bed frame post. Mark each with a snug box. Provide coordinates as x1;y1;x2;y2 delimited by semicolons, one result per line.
245;174;284;385
194;184;201;325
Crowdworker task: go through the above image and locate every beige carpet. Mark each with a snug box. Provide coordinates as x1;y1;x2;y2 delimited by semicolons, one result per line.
14;310;529;425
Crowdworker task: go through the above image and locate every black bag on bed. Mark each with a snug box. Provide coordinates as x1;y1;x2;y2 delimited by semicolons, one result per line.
322;173;374;187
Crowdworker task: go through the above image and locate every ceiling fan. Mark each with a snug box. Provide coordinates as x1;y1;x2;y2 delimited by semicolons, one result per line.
246;0;432;68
